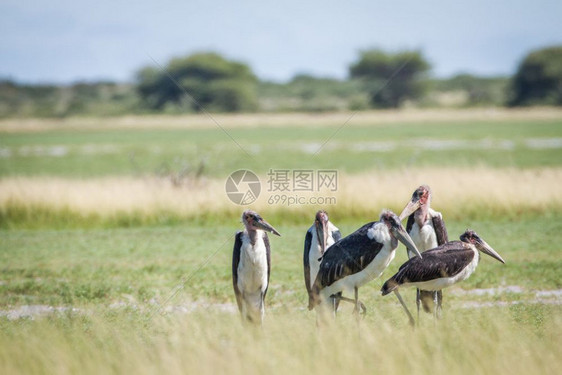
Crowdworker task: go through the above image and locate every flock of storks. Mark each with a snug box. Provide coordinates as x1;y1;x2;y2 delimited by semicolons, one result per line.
232;185;506;326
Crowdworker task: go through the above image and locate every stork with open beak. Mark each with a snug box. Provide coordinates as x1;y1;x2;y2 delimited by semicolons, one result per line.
381;229;505;326
309;210;421;320
232;210;281;325
399;185;449;320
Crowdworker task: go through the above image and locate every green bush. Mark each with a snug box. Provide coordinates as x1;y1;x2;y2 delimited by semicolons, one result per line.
349;49;431;108
136;52;258;112
508;46;562;106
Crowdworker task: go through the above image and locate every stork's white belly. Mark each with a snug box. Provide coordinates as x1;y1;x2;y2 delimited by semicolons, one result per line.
308;227;337;290
237;236;268;297
409;220;438;258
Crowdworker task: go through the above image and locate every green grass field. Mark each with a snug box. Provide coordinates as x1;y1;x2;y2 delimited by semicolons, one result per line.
1;109;562;374
2;111;562;178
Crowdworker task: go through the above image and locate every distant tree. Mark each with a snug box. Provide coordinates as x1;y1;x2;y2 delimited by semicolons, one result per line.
349;49;430;108
508;46;562;106
136;52;258;112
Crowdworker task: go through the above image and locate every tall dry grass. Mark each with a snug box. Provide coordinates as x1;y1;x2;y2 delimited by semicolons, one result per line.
337;167;562;220
0;306;560;375
1;167;561;227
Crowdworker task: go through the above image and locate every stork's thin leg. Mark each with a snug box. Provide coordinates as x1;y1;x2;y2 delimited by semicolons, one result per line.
432;291;438;320
259;293;265;326
334;292;341;312
416;288;421;324
332;296;338;319
333;296;367;315
394;290;415;327
353;287;362;322
352;286;366;317
436;290;443;319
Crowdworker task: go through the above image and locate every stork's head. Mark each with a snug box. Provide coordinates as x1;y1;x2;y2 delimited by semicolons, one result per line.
315;210;329;254
399;185;432;221
460;230;505;264
380;210;422;258
241;210;281;236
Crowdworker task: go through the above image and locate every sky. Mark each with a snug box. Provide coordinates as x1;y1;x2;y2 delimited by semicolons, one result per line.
1;0;561;84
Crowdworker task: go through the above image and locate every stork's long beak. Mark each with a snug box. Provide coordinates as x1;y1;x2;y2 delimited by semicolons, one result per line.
255;217;281;236
476;238;505;264
316;219;329;254
399;199;421;221
392;225;422;259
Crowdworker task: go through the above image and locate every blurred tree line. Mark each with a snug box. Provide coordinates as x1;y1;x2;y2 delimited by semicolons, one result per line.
0;81;139;118
1;45;561;118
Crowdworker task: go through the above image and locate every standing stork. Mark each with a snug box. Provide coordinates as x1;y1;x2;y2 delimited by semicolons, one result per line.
308;210;421;320
303;210;364;315
399;185;449;320
232;210;281;324
381;229;505;326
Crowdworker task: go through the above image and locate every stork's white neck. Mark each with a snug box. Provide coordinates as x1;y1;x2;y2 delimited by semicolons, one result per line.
246;228;262;245
415;203;430;226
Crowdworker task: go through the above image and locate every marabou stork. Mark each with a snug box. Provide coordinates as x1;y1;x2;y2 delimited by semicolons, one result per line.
381;229;505;326
232;210;281;324
303;210;365;315
399;185;449;319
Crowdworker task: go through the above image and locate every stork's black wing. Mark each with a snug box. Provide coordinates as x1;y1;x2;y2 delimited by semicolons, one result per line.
314;222;383;289
332;229;342;242
406;213;415;234
432;212;449;246
394;241;474;283
232;231;244;313
263;232;271;299
303;228;313;294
